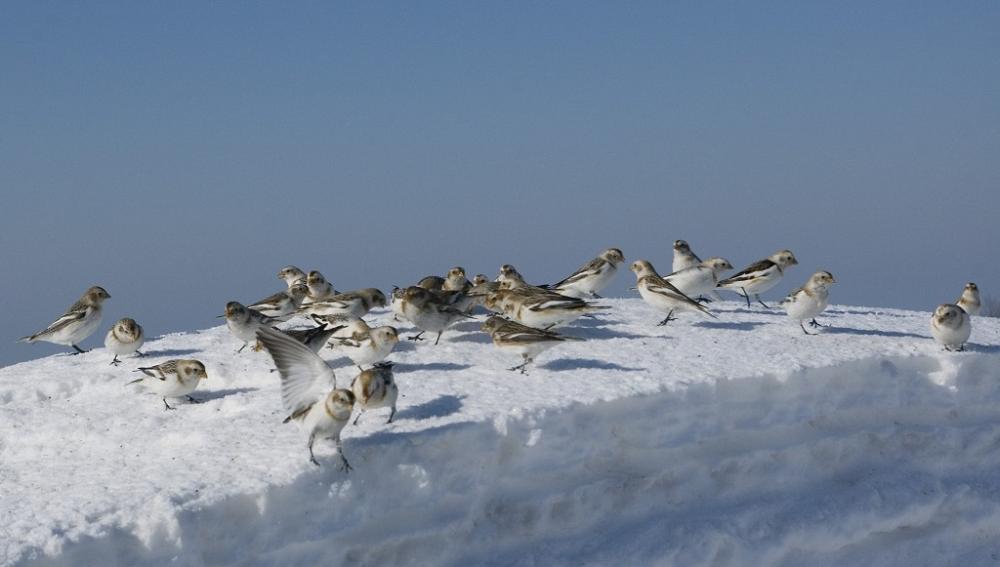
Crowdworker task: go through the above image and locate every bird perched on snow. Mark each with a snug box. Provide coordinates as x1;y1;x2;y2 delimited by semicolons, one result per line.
278;266;307;288
222;301;276;353
256;326;355;470
780;271;837;335
303;288;387;318
104;317;145;365
631;260;714;325
282;324;345;354
389;287;408;321
717;250;798;308
248;283;309;321
664;257;734;300
956;283;981;316
484;288;605;329
350;362;398;424
328;321;400;370
548;248;625;299
672;240;703;273
481;315;582;374
127;359;207;410
20;286;111;355
930;304;972;352
400;286;474;344
305;270;337;302
443;267;472;292
465;276;501;311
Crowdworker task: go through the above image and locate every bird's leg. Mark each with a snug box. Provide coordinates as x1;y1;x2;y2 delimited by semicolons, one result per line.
755;295;770;309
109;355;121;366
134;350;145;357
740;288;751;308
656;310;676;326
508;361;530;374
434;331;443;345
809;318;825;328
353;410;365;425
187;395;201;404
800;322;815;336
957;345;966;352
357;365;364;373
697;296;713;304
387;406;396;424
237;342;248;353
71;344;88;355
336;438;352;472
408;331;425;342
308;432;320;466
163;398;176;411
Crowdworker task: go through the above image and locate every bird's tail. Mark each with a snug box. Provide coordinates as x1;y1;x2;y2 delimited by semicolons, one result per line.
125;377;144;386
17;334;36;343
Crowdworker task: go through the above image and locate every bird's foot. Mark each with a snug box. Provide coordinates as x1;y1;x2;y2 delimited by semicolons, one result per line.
809;319;825;328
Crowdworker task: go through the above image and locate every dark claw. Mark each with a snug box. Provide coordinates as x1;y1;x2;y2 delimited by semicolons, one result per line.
163;399;176;410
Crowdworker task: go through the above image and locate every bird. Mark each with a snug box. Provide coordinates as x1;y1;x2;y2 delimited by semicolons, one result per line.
931;304;972;352
248;283;309;321
472;274;490;286
400;286;474;344
282;324;346;354
664;257;734;300
350;362;398;425
483;288;605;329
496;264;525;287
328;322;400;371
20;286;111;355
104;317;145;366
302;288;387;318
442;267;472;292
717;250;799;308
255;326;355;470
547;248;625;299
672;240;703;273
956;283;981;316
780;271;837;335
631;260;714;325
222;301;276;353
127;359;208;410
481;315;582;374
277;265;308;288
304;270;337;302
417;275;446;292
389;287;408;322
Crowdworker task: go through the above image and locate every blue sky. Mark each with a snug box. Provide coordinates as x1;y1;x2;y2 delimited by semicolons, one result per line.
2;2;998;366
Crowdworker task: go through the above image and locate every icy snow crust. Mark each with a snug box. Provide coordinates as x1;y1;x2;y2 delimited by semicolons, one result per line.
3;300;1000;566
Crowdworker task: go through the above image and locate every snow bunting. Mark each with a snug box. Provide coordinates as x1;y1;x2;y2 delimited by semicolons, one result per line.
328;322;400;370
303;288;387;318
282;324;346;354
548;248;625;299
672;240;703;273
717;250;798;308
20;286;110;354
443;267;472;292
481;315;582;374
389;287;408;321
305;270;337;301
127;359;207;410
931;304;972;351
472;274;490;286
417;275;446;292
256;326;355;470
496;264;524;286
956;283;981;316
350;362;398;424
400;286;474;344
631;260;713;325
248;283;309;321
278;265;307;288
104;317;145;366
223;301;276;353
780;271;836;335
664;257;734;299
484;288;606;329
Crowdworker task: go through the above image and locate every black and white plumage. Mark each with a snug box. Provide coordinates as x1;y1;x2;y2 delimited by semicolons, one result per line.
104;317;145;365
780;271;836;335
956;283;981;316
127;359;207;410
631;260;713;326
931;304;972;351
400;286;474;344
717;250;798;308
256;326;355;470
248;283;309;322
301;288;386;318
548;248;625;299
481;315;582;373
443;267;472;292
282;324;345;354
223;301;277;353
277;265;308;288
483;287;605;329
20;286;111;355
350;362;398;425
664;257;734;299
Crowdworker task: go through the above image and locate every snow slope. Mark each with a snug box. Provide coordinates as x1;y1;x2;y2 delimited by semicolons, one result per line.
3;300;1000;566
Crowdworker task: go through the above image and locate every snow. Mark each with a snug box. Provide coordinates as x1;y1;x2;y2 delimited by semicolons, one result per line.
2;300;1000;566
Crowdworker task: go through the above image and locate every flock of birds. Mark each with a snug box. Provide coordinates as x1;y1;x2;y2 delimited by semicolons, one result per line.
17;240;985;470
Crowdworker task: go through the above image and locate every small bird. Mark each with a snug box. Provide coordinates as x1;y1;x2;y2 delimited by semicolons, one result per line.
328;322;400;370
127;359;208;410
481;315;582;374
222;301;276;353
664;257;734;300
956;283;981;316
256;326;355;470
548;248;625;299
20;286;111;354
466;276;501;311
496;264;525;287
417;275;446;292
472;274;490;286
277;265;308;288
442;267;472;292
305;270;338;302
484;288;605;329
350;362;398;424
104;317;145;365
631;260;714;325
672;240;703;273
931;304;972;352
303;288;387;318
780;271;837;335
400;286;474;344
248;283;309;321
389;287;408;322
282;324;346;354
717;250;799;308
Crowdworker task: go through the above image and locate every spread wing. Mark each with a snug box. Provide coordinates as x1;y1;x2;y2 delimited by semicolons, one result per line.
256;326;336;418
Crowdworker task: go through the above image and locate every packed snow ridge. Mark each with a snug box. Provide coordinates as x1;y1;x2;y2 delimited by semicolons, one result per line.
3;300;1000;566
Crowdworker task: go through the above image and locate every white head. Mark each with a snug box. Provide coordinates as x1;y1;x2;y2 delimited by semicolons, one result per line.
630;259;657;279
673;240;692;254
81;286;111;307
806;271;837;290
325;388;355;418
288;283;309;301
702;257;734;273
933;304;966;328
963;282;980;297
497;264;522;283
768;250;799;268
372;326;399;346
176;359;208;381
278;266;306;285
600;248;625;265
225;301;250;323
113;318;142;341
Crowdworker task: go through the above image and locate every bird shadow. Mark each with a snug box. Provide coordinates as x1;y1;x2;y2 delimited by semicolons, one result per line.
393;362;473;372
570;316;614;328
392;341;419;353
450;321;484;333
825;308;910;318
822;326;930;340
140;348;201;358
714;307;784;317
568;327;661;340
693;321;768;332
538;358;645;372
967;343;1000;354
195;387;258;402
394;394;465;421
447;333;493;344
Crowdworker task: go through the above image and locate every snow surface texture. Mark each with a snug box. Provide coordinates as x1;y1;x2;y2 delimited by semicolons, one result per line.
3;300;1000;566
